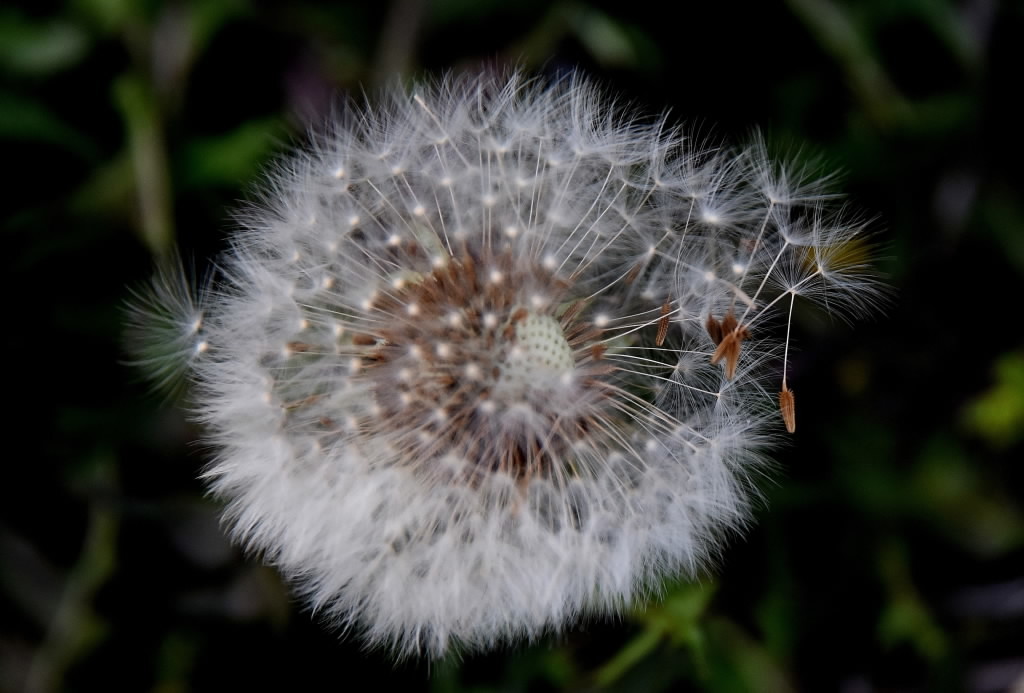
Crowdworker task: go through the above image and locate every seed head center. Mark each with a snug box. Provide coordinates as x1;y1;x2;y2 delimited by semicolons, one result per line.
496;313;575;398
350;249;609;481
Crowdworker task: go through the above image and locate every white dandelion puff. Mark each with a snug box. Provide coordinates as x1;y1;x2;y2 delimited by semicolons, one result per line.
128;70;882;657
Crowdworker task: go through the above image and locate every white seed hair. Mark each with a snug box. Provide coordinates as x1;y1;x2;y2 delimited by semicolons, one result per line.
129;69;882;658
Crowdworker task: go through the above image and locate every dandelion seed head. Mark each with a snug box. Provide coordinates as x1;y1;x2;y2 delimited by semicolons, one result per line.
127;69;883;659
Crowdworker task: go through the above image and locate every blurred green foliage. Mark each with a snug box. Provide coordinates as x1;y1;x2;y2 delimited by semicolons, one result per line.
965;353;1024;450
2;1;1022;691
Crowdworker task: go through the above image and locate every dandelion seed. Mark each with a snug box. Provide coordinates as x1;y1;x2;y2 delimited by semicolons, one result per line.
779;291;797;434
127;69;882;658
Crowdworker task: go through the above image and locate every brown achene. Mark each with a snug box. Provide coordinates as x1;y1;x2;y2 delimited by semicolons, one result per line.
707;310;750;380
779;385;796;434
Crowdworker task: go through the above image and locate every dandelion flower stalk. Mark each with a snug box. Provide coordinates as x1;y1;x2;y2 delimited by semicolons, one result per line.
127;70;882;658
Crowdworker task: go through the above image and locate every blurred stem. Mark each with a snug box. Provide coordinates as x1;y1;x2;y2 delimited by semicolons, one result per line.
592;627;664;687
114;72;174;255
785;0;913;130
877;538;947;661
371;0;425;87
507;3;574;70
24;454;119;693
592;582;715;686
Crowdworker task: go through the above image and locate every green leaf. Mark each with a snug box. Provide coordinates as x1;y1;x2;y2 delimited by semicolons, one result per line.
72;0;145;34
0;91;97;158
179;119;281;188
962;351;1024;449
571;8;640;68
876;540;946;660
0;9;89;75
913;435;1024;555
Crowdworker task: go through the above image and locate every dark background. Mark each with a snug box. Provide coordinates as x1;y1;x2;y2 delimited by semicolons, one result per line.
3;1;1023;691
